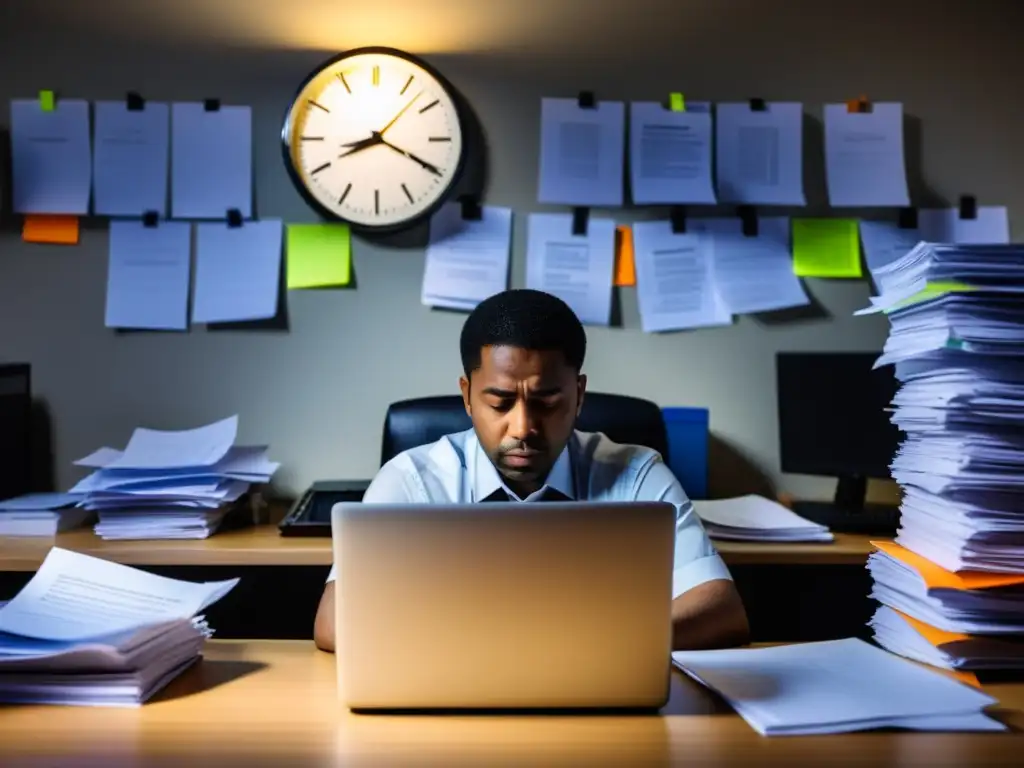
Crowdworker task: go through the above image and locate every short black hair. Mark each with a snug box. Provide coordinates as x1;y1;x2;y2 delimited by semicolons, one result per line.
460;289;587;377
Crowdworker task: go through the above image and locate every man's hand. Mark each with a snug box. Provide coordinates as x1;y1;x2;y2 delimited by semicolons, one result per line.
314;582;336;653
671;579;750;651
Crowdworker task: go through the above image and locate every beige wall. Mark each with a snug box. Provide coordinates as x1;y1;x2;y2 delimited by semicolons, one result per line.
0;0;1020;501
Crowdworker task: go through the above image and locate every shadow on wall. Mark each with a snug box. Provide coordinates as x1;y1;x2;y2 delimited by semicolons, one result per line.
707;433;776;501
31;399;56;494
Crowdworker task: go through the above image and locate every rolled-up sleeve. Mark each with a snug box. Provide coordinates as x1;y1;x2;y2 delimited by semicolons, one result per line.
325;459;419;583
635;459;733;599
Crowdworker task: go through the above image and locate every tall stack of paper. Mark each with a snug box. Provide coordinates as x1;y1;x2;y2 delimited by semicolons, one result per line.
672;638;1004;735
0;547;238;706
693;495;833;542
857;241;1024;673
70;415;279;540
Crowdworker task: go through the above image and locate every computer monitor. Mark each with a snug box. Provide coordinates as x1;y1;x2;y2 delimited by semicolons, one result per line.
0;363;31;502
776;352;902;534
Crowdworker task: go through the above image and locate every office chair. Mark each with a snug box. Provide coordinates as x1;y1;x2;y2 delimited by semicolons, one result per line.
380;392;669;466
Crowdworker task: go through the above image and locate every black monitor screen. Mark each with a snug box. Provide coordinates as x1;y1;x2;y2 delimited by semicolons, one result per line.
776;352;900;480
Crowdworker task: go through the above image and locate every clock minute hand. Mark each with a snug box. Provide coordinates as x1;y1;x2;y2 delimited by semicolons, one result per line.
378;91;422;136
379;139;443;176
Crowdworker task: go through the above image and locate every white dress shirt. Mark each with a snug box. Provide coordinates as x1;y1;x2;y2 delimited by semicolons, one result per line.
326;429;732;599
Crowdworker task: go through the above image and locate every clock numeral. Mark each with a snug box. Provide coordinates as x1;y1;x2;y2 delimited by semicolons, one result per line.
309;161;331;175
428;137;451;142
308;99;329;113
418;99;439;114
374;189;380;215
400;75;414;95
337;72;351;94
338;183;352;206
401;183;414;204
372;66;380;87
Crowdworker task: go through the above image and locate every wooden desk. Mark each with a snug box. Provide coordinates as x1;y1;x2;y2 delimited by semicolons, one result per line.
0;526;876;571
0;640;1019;766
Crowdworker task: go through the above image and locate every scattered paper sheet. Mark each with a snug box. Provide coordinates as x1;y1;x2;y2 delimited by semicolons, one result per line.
104;220;192;330
0;547;238;641
628;101;716;205
858;220;922;282
824;103;910;207
286;223;352;288
672;638;1003;736
714;102;805;205
537;97;625;206
525;213;615;326
792;218;862;278
22;214;79;245
693;494;832;542
613;225;636;287
92;100;170;217
0;493;82;511
9;98;92;214
918;206;1010;245
106;415;238;471
192;219;283;323
693;216;809;314
170;102;252;219
632;220;731;333
421;203;511;310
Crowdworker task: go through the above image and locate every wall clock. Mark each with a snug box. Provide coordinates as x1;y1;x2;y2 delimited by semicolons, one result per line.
281;46;468;233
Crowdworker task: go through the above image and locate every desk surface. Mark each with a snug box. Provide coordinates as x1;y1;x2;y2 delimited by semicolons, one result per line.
0;525;876;572
0;640;1019;766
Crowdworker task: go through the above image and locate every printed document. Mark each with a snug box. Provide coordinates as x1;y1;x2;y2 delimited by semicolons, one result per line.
537;98;625;206
105;415;239;471
192;219;283;323
824;103;910;207
628;101;716;205
525;213;615;326
714;102;805;205
9;98;92;214
422;203;512;310
92;100;170;217
631;221;731;333
171;102;253;219
918;206;1010;245
858;221;922;283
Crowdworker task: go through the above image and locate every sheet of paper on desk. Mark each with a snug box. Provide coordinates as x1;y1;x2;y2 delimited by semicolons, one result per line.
823;103;910;207
192;219;283;323
918;206;1010;245
105;415;238;471
691;216;809;315
422;203;512;310
104;220;191;330
537;97;625;206
525;213;615;326
170;102;252;219
631;220;731;333
672;638;1004;736
9;98;92;214
628;101;716;205
693;495;832;542
0;547;239;642
714;102;805;206
92;100;170;217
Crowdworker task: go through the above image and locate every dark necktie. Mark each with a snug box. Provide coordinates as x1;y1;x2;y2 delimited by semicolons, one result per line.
480;487;571;503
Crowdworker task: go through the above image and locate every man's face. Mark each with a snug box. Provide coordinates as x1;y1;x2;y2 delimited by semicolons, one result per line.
459;345;586;495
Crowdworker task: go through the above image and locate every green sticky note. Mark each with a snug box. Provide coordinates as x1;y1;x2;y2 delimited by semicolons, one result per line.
885;280;977;313
791;218;862;278
286;224;352;289
39;90;55;112
669;92;685;112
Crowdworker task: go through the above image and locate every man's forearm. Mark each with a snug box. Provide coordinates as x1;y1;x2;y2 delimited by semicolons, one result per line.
671;579;750;651
314;583;336;652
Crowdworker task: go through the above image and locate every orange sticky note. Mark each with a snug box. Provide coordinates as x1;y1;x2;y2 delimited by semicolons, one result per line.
614;226;636;287
22;215;80;245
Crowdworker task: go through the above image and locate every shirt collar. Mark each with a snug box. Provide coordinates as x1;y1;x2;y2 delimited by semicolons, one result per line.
471;432;575;502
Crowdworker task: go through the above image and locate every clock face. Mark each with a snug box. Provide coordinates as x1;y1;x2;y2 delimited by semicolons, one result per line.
281;48;466;232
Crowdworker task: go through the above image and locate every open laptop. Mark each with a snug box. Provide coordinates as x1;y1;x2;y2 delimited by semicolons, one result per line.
331;500;677;712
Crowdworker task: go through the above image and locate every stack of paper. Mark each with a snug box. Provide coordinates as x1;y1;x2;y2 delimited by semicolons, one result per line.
867;541;1024;670
0;547;238;706
857;241;1024;673
70;415;279;540
672;638;1004;736
693;495;833;542
0;493;90;536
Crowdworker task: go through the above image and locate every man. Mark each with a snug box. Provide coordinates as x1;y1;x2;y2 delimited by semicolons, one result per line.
314;289;749;652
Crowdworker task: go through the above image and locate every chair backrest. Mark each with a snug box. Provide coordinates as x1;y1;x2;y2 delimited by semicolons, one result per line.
380;392;669;467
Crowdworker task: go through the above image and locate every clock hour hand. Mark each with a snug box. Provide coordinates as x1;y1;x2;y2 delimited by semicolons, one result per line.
338;133;382;157
379;139;443;177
